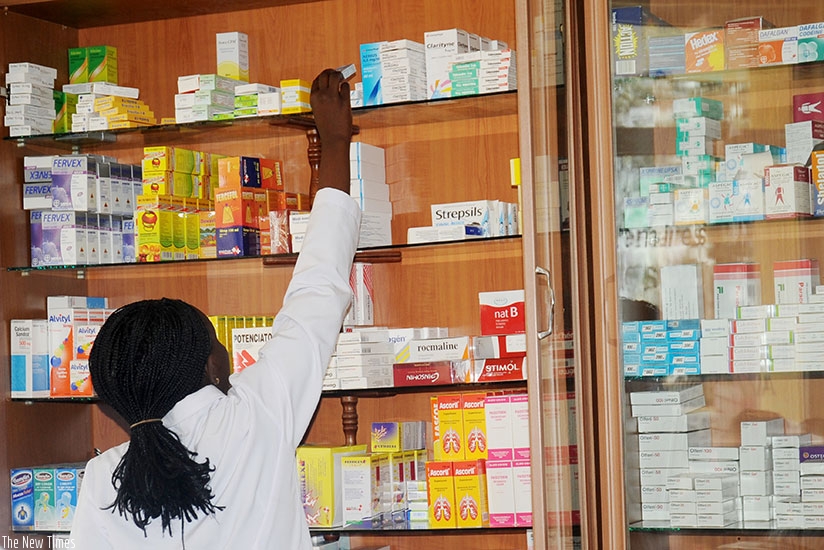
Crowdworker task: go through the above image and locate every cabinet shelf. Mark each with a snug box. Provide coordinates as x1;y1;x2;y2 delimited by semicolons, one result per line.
3;91;517;151
625;370;824;385
321;379;527;398
629;521;824;534
8;235;521;274
311;523;529;534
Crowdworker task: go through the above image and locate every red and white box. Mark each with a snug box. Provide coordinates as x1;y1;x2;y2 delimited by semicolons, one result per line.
713;263;762;319
794;92;824;123
392;361;460;387
479;290;525;335
774;259;820;304
764;164;813;219
472;356;527;383
344;262;374;326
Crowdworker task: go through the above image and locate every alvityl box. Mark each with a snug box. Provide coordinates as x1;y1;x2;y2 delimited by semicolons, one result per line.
296;444;368;527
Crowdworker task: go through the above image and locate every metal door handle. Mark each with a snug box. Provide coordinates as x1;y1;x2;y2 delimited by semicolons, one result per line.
536;266;555;339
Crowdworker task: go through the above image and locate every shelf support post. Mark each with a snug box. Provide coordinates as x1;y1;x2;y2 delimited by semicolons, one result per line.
340;395;358;446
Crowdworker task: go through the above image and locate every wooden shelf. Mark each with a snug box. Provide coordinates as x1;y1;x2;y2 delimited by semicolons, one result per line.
5;0;326;28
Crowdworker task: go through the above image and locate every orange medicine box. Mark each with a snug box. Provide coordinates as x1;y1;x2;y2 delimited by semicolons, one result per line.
453;460;489;528
218;156;261;188
426;461;457;528
259;158;284;190
214;186;258;228
685;28;726;72
462;392;488;460
437;394;465;461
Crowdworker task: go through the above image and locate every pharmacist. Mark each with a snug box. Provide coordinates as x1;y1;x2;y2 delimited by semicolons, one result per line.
70;68;360;549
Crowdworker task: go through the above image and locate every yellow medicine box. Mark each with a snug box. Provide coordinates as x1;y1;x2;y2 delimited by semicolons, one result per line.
296;444;368;527
68;47;88;84
135;194;174;262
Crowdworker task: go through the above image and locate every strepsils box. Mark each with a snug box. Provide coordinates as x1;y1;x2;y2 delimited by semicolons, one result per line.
431;200;496;236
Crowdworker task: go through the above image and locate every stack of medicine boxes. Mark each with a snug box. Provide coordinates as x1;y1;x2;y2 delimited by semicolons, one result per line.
449;47;517;97
350;142;392;247
175;74;238;123
4;62;57;137
672;97;724;227
629;384;709;524
378;40;427;104
622;319;702;377
233;82;281;118
740;418;785;526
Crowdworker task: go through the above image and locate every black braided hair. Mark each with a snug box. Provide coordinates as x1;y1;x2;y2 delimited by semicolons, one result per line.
88;298;223;538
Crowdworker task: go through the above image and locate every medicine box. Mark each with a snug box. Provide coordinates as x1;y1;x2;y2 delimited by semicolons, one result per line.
610;6;669;77
426;461;457;528
424;29;470;99
713;262;761;320
216;32;249;82
685;29;726;73
296;444;368;527
10;320;49;398
764;164;812;219
479;289;526;335
758;26;799;65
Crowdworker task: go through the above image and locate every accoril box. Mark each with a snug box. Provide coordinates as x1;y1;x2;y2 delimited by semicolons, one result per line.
426;461;457;528
462;393;488;460
436;394;465;460
10;320;49;398
479;289;526;335
453;460;489;527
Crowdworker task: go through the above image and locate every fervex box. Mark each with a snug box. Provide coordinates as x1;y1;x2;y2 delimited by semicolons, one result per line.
479;290;526;335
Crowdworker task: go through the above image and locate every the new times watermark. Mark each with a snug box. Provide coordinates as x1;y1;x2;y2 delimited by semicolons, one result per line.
2;534;75;549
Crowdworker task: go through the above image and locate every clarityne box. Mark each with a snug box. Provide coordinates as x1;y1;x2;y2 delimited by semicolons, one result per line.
424;28;470;99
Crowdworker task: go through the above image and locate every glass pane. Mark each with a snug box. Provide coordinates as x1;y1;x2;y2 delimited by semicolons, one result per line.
609;1;824;545
524;0;582;547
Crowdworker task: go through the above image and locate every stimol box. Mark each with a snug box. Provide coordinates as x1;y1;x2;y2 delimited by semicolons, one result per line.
462;393;488;460
774;259;820;305
437;394;465;460
10;468;35;530
758;26;799;65
479;289;526;335
296;444;368;527
799;23;824;63
685;29;726;73
453;460;489;527
426;461;457;528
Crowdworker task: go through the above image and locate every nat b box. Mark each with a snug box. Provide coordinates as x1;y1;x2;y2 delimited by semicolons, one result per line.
479;290;525;335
